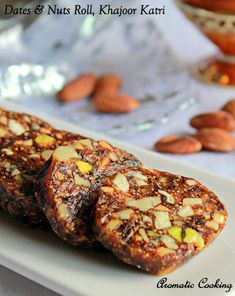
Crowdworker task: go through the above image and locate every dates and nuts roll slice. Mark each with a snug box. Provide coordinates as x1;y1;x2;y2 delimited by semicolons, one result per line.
38;140;142;246
0;107;53;145
0;130;84;227
94;168;227;274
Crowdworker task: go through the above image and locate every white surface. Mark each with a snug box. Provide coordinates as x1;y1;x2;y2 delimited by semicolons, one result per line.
0;102;234;296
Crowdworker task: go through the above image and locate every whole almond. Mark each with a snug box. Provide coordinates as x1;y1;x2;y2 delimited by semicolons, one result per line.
195;128;235;152
154;136;202;154
93;93;139;113
222;99;235;119
94;74;123;96
57;73;97;103
190;111;235;132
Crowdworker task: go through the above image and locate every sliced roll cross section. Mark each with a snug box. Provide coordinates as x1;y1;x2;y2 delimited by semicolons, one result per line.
38;140;142;246
93;167;227;274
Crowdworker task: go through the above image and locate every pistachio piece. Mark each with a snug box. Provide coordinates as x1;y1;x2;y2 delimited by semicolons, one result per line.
154;211;172;229
183;228;205;251
118;209;134;220
159;190;175;204
35;134;56;147
160;235;178;250
9;119;25;135
53;146;79;161
76;161;93;174
168;226;182;242
113;173;129;193
74;174;91;187
183;198;202;206
107;219;121;231
126;196;161;212
178;206;194;218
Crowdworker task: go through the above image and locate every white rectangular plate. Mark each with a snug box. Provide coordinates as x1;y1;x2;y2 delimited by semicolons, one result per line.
0;102;235;296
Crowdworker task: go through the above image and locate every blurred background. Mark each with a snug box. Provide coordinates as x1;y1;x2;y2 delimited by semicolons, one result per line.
0;0;234;179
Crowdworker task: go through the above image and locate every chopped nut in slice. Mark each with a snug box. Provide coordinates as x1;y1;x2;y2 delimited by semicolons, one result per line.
9;119;25;135
213;212;225;224
160;235;178;250
11;168;21;177
53;146;79;161
159;190;175;204
1;148;14;156
183;228;205;251
35;134;56;147
109;152;118;161
74;174;91;187
147;230;158;237
143;215;153;224
113;173;129;192
0;128;7;137
99;140;113;150
126;196;161;212
186;179;197;186
178;206;194;217
168;227;182;242
157;247;175;257
107;219;121;231
155;205;170;212
101;187;114;193
205;221;219;231
76;161;93;174
154;211;172;229
118;209;134;220
139;228;149;242
183;198;202;206
78;139;94;150
23;139;33;146
41;150;53;161
58;204;70;219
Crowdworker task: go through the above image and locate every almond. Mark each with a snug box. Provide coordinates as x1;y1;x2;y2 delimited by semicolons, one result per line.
195;128;235;152
57;73;97;103
222;99;235;119
154;136;202;154
94;74;123;95
93;93;140;113
190;111;235;132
